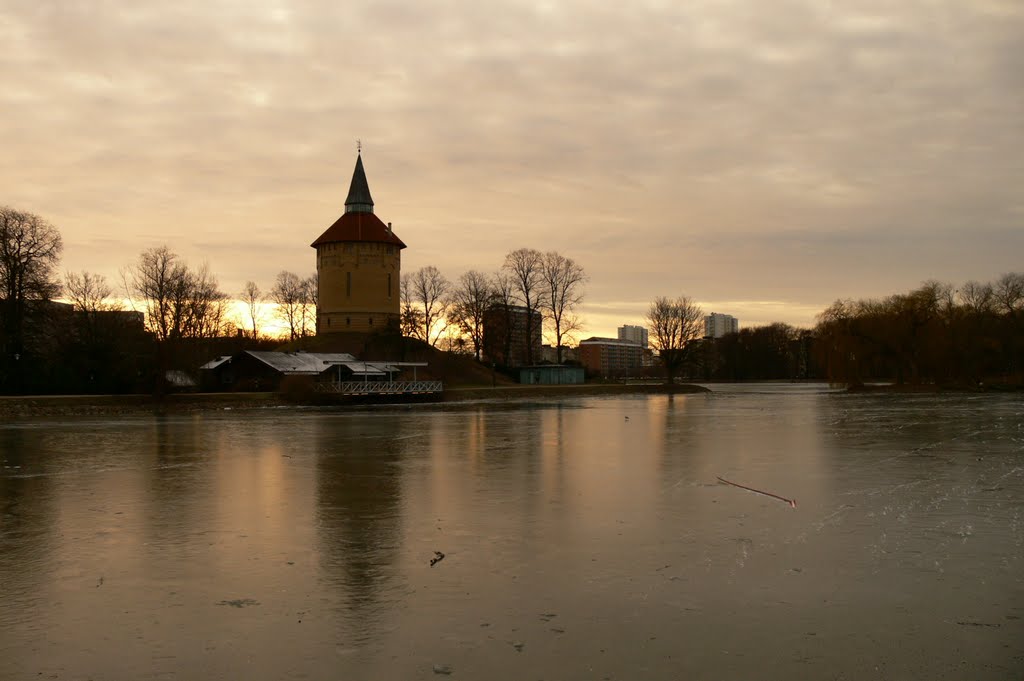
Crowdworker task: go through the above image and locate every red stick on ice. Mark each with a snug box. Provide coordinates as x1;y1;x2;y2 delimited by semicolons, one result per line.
717;476;797;508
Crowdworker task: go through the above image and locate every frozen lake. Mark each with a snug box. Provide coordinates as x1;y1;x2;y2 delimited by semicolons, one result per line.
1;385;1022;679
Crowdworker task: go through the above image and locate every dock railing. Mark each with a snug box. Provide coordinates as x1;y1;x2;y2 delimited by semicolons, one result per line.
315;380;443;395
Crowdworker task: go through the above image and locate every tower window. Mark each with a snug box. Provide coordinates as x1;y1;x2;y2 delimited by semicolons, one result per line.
346;271;352;297
346;317;351;326
387;273;392;297
369;317;374;326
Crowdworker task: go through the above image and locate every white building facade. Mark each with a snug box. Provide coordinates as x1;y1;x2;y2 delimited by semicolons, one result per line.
617;324;649;348
704;313;739;338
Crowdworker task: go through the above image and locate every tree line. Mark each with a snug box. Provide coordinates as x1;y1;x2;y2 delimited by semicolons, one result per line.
814;276;1024;387
5;203;1021;392
642;297;816;384
0;206;323;393
643;275;1024;387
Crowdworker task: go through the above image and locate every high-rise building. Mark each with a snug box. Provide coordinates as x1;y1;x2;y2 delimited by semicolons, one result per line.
311;153;406;334
704;313;739;338
617;324;648;348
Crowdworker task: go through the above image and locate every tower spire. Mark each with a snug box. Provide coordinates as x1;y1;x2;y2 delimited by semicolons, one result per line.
344;150;374;214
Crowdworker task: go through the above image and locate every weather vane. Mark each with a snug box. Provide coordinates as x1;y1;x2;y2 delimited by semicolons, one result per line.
357;139;362;154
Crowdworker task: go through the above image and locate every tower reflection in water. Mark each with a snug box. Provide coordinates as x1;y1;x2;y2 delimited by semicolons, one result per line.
314;413;408;641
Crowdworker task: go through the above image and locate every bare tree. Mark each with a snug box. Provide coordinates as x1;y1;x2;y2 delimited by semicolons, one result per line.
299;274;317;338
124;247;227;394
125;249;227;341
1;206;63;391
181;263;229;340
399;273;424;339
992;272;1024;379
270;271;303;341
646;296;704;384
540;251;586;363
65;271;120;313
439;326;471;355
503;248;544;365
241;280;263;339
0;206;62;304
125;246;190;342
814;298;863;385
958;280;995;314
483;269;517;366
408;265;451;347
449;270;494;361
993;272;1024;315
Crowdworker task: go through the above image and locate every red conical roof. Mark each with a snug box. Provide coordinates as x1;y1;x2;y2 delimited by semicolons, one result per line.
310;211;406;248
310;152;406;249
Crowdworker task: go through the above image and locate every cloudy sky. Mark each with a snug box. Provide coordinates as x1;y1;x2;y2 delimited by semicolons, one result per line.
2;0;1022;338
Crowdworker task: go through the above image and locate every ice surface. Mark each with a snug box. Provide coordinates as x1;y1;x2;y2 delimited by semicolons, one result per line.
1;386;1021;679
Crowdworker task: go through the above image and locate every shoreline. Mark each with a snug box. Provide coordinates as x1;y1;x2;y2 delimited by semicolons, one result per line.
5;381;1016;418
845;382;1022;394
0;383;710;418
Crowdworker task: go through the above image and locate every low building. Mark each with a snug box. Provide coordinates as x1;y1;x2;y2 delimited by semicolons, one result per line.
540;344;578;364
518;365;585;385
200;351;405;391
578;337;643;378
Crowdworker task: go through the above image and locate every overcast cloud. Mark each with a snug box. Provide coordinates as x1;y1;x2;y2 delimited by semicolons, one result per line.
2;0;1022;336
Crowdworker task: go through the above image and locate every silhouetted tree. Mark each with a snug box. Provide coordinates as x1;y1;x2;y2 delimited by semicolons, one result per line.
815;299;858;384
299;274;317;338
712;323;805;380
124;246;228;393
503;248;544;365
540;251;586;363
126;249;227;342
482;269;517;367
993;272;1024;377
0;207;63;392
125;246;187;343
449;269;493;360
180;263;229;340
647;296;704;384
993;273;1024;315
399;273;424;340
65;271;119;313
270;271;303;341
61;271;148;393
241;280;263;339
407;265;451;347
959;281;995;314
